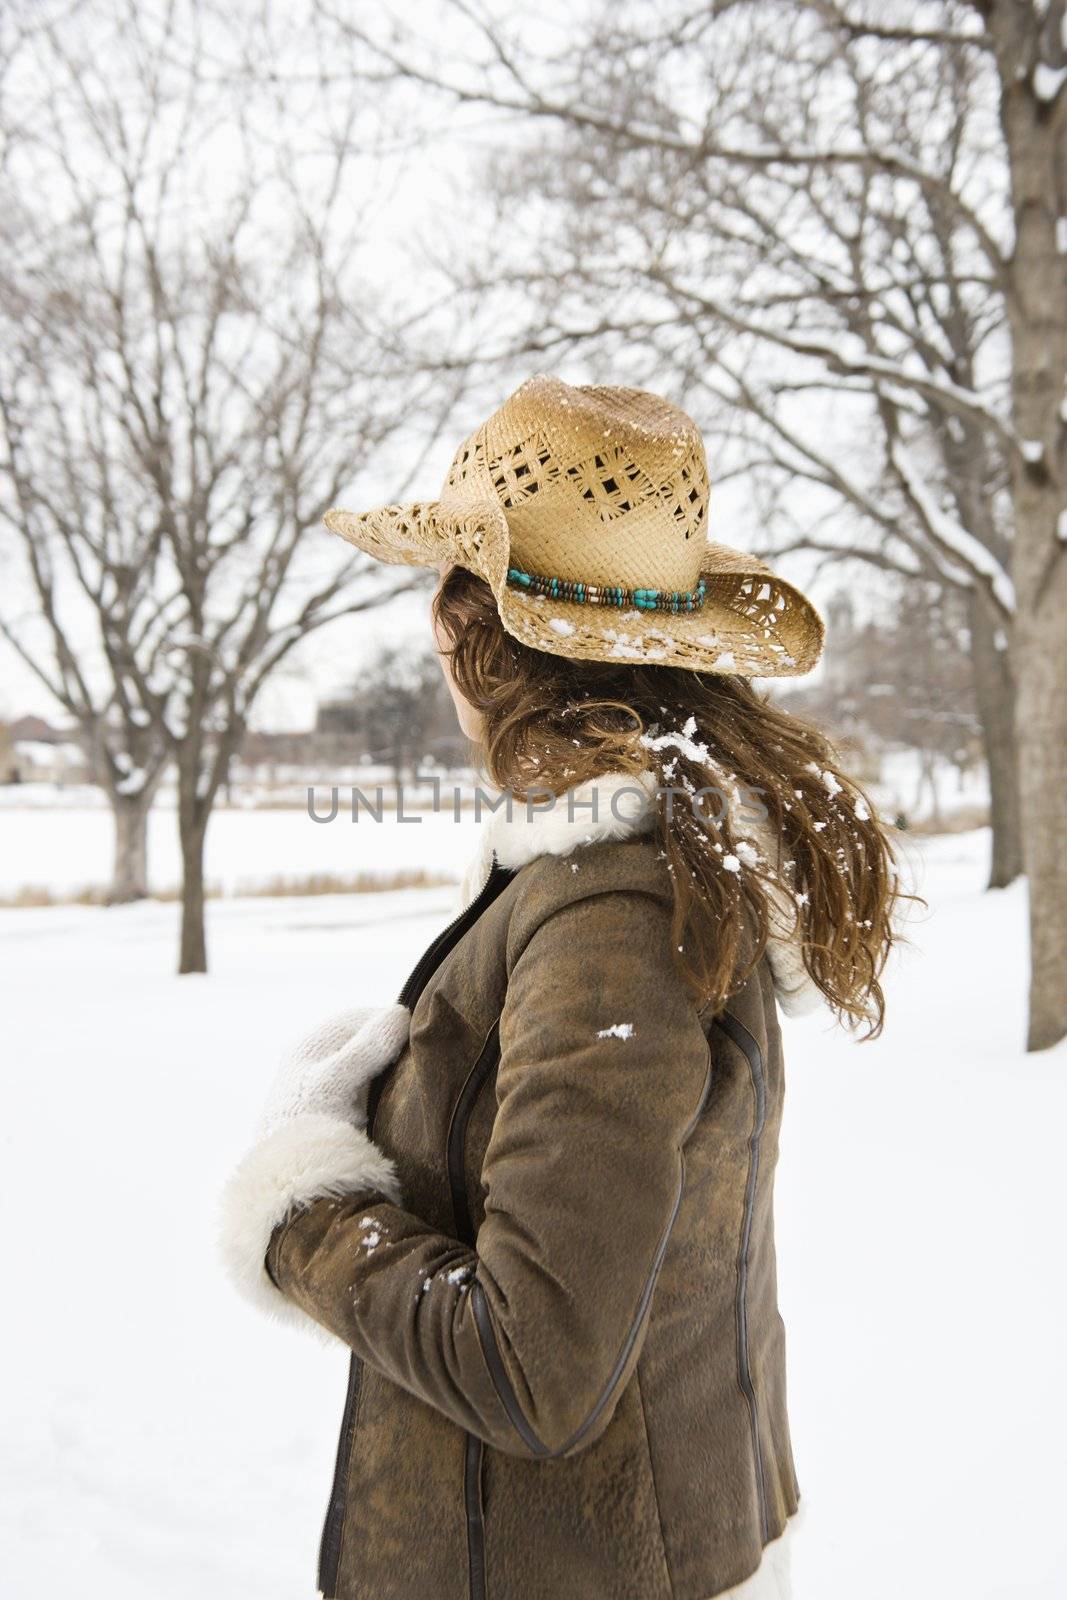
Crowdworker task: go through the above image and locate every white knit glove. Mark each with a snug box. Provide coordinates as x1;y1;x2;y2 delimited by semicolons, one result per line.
255;1003;412;1138
217;1002;410;1329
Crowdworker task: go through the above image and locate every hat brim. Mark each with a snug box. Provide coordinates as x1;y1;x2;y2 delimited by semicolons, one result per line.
323;500;823;678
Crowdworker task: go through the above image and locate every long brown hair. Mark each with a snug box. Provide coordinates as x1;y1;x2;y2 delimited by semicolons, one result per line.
433;564;906;1037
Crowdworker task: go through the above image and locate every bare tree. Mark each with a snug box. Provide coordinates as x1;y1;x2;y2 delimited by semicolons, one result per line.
985;0;1067;1050
786;584;983;826
322;0;1066;1049
321;644;448;785
0;3;456;965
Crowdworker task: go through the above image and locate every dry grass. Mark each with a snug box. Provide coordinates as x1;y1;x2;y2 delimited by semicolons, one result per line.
218;788;482;814
232;867;458;898
892;806;990;837
0;866;458;910
0;884;119;909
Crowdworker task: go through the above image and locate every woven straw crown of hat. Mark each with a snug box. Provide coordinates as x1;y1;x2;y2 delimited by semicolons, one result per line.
324;374;824;678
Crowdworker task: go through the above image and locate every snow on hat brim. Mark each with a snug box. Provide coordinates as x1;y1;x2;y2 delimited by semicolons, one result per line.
323;498;824;678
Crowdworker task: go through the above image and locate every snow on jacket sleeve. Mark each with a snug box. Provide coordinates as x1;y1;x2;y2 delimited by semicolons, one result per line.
265;885;712;1459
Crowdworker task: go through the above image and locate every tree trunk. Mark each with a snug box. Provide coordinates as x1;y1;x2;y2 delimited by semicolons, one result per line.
916;751;942;829
178;809;208;974
108;792;152;903
106;765;167;903
967;594;1023;890
1015;578;1067;1050
994;7;1067;1049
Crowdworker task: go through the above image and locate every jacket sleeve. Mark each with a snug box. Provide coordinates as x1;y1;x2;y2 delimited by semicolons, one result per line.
265;886;712;1458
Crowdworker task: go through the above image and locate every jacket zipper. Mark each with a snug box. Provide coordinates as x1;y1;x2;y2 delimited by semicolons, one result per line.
713;1012;770;1544
446;1019;502;1600
317;860;514;1599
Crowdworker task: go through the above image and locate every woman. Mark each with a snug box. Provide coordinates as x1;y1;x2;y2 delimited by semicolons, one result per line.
219;375;901;1600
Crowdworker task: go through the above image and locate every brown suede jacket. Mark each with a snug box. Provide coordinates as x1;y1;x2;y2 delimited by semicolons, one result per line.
232;775;803;1600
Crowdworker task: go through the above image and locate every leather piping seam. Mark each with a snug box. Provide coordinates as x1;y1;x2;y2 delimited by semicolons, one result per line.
446;1019;501;1241
470;1037;713;1460
463;1432;488;1600
470;1284;548;1456
713;1011;771;1545
634;1361;675;1597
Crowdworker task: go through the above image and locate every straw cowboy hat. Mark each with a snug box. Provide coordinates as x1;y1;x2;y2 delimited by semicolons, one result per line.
323;374;824;677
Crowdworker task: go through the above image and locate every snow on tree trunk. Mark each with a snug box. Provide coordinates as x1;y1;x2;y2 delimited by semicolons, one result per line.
994;3;1067;1048
109;793;151;904
967;595;1022;891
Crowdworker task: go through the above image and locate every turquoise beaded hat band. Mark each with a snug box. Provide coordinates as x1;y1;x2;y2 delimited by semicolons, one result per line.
323;375;825;678
507;566;708;613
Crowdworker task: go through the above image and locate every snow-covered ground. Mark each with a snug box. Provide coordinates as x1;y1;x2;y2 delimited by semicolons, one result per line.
0;738;987;901
873;746;988;826
0;829;1064;1599
0;795;482;897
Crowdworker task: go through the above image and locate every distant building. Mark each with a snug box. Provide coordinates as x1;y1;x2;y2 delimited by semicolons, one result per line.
7;714;74;745
316;678;469;772
315;695;370;742
0;725;15;784
9;738;89;785
0;717;88;785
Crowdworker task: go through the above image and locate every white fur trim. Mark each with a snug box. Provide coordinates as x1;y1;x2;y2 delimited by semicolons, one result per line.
457;771;658;909
738;828;822;1018
764;932;822;1018
216;1113;401;1332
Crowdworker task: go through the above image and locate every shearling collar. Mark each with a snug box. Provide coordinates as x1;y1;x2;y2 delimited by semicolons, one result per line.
456;770;823;1018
